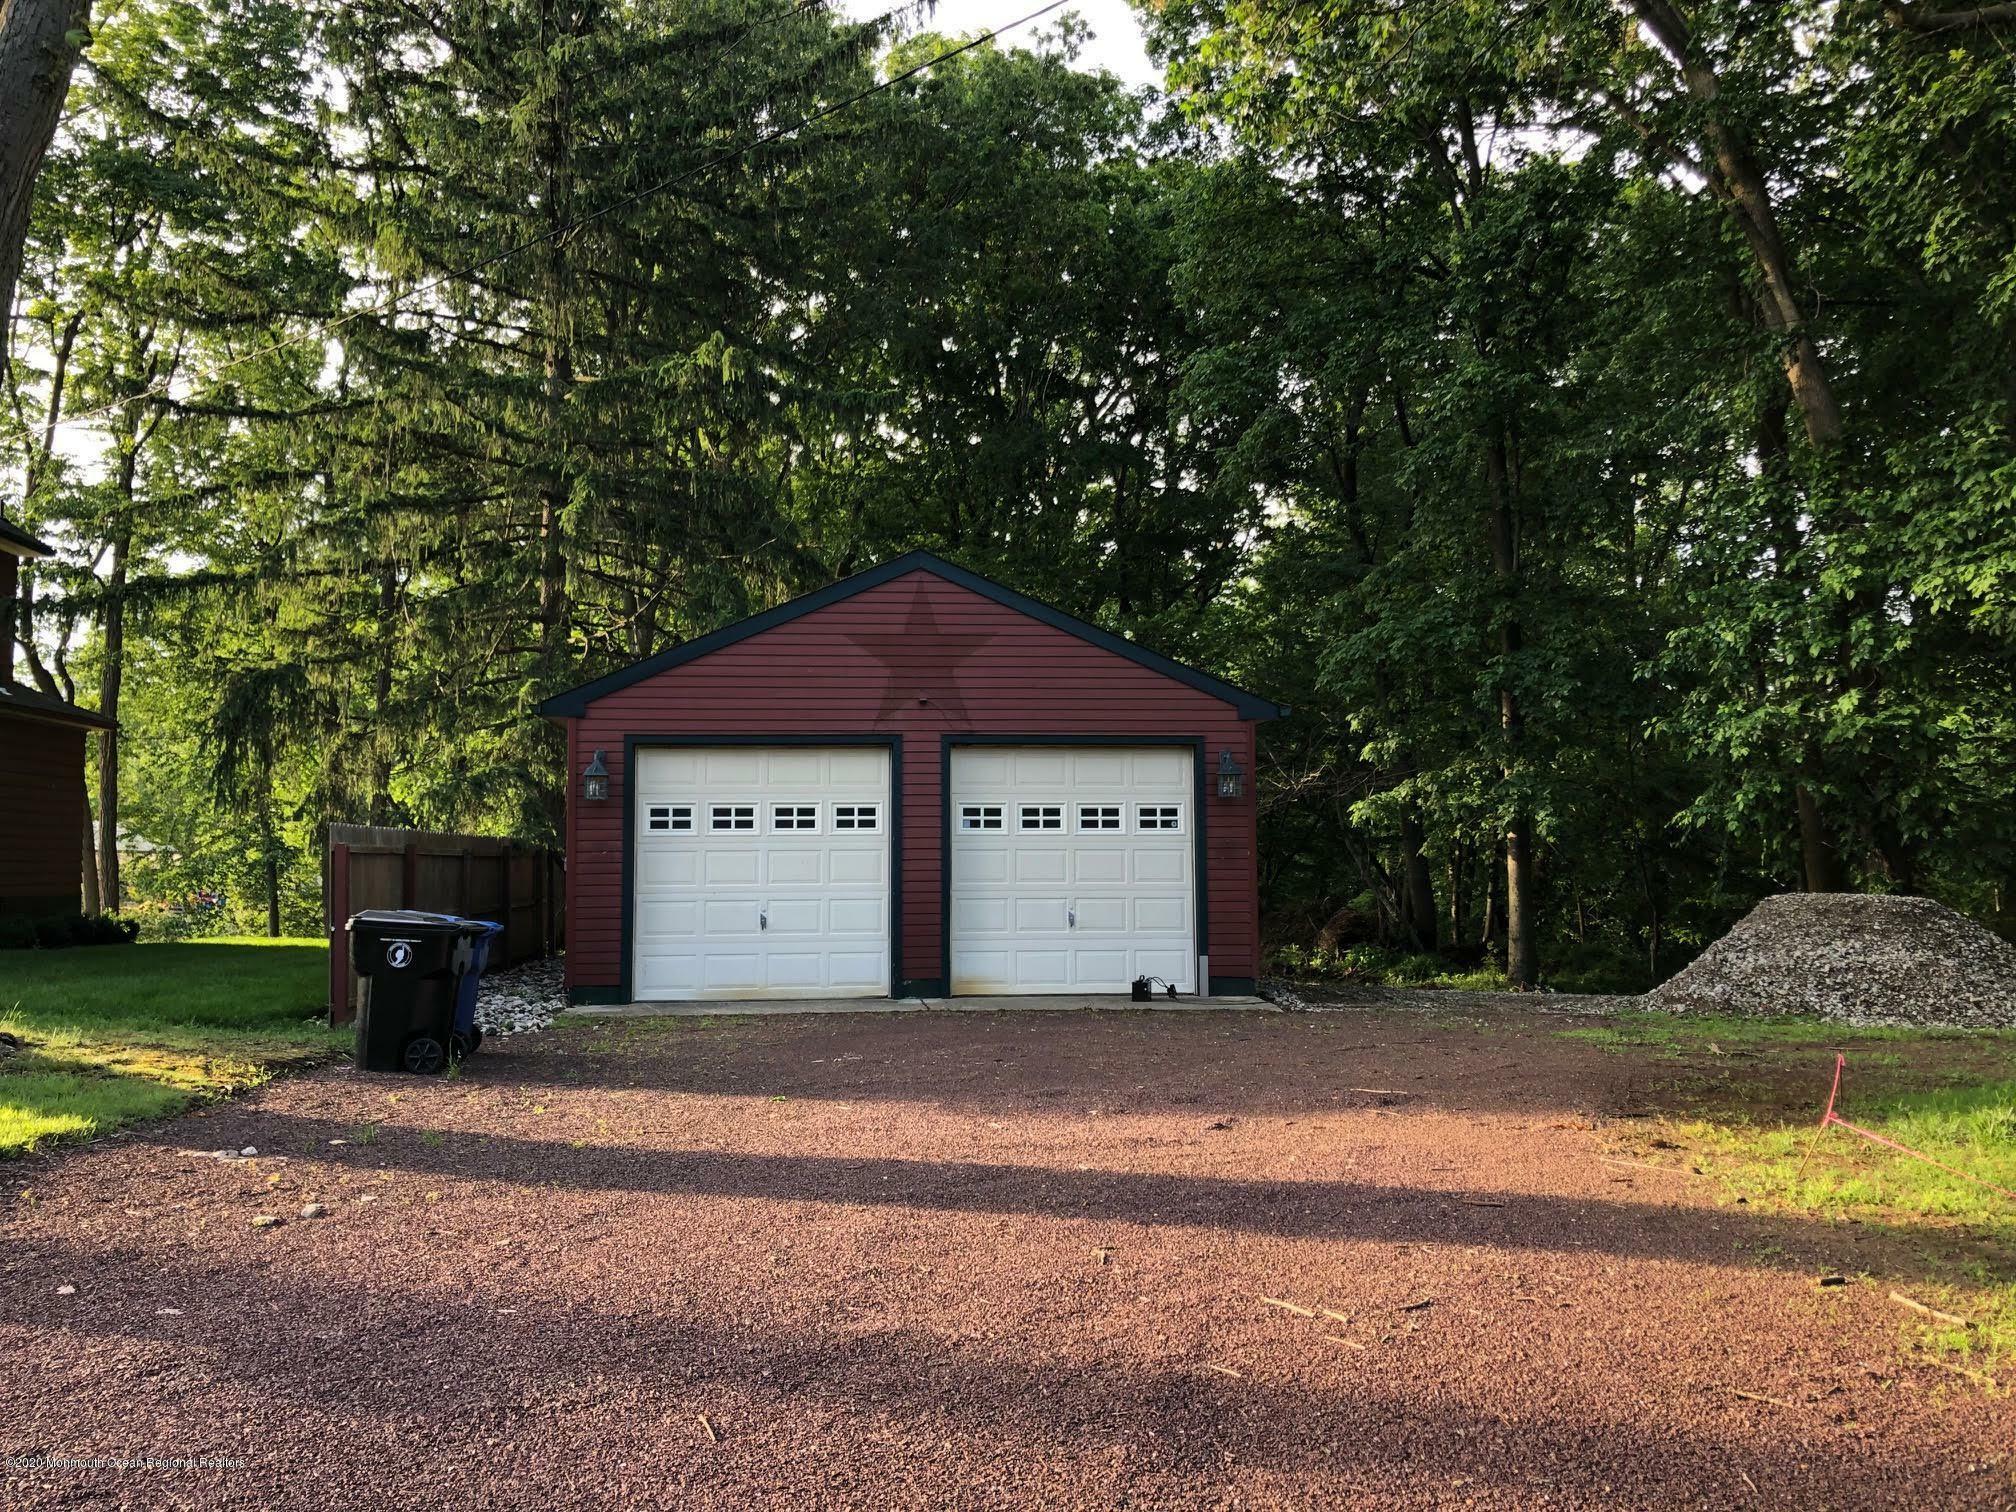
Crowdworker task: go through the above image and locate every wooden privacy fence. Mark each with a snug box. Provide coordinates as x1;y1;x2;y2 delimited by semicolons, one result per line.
325;824;564;1023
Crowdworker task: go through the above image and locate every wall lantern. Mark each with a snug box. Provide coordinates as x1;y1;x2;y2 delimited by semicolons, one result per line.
582;749;610;802
1215;748;1245;800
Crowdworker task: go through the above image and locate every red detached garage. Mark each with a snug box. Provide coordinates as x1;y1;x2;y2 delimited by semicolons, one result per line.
538;552;1286;1005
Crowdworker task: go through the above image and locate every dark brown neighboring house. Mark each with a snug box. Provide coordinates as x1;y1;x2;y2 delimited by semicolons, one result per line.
1;516;114;921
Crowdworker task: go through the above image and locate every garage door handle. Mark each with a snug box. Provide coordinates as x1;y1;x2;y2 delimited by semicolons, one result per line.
1067;909;1076;929
759;910;768;931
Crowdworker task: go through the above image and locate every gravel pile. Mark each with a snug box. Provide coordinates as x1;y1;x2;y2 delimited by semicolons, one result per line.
473;953;564;1035
1647;893;2016;1028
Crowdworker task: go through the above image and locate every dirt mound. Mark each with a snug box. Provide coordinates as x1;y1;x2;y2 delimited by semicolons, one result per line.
1647;893;2016;1028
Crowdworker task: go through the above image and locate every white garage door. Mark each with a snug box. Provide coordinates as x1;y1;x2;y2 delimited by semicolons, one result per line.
632;746;891;1000
950;745;1196;995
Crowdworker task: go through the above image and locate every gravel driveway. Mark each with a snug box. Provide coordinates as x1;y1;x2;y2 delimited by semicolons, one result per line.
4;1008;2010;1509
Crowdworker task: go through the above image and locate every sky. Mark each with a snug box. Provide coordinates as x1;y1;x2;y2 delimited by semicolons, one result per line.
846;0;1164;90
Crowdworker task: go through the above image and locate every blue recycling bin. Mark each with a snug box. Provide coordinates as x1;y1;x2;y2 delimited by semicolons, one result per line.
452;918;507;1053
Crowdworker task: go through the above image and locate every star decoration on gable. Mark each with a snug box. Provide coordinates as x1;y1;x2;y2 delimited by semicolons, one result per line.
844;582;995;723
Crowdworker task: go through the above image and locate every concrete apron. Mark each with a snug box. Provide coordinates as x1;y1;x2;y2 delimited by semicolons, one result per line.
568;994;1272;1018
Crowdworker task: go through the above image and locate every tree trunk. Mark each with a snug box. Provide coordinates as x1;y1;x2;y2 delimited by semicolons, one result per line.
91;335;164;909
1626;0;1846;452
1871;829;1922;893
1397;808;1437;951
0;0;90;365
1504;826;1536;987
1635;840;1665;983
8;308;78;672
17;563;59;696
1484;431;1536;987
534;0;575;680
1341;827;1402;946
1479;843;1504;951
95;729;119;906
258;748;281;937
536;368;570;671
79;778;99;914
1438;94;1541;987
1797;782;1846;892
1750;371;1835;879
96;525;127;909
370;562;396;822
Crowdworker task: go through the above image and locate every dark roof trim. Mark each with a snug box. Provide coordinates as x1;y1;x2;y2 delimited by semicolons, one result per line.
0;680;117;730
0;516;55;558
537;550;1290;721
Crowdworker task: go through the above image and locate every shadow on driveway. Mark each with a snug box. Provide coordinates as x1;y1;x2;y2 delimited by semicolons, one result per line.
479;1007;1662;1121
138;1107;1950;1288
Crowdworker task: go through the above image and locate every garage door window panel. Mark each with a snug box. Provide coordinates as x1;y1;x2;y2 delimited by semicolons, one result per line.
644;804;693;834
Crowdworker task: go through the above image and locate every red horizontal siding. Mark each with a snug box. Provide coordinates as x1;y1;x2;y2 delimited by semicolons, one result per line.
562;570;1260;993
0;717;87;909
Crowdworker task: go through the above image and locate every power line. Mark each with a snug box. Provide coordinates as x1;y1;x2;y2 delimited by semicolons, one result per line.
51;0;1069;433
571;0;854;90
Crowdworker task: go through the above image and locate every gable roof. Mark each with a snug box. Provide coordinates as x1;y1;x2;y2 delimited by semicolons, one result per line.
0;516;54;558
537;550;1289;721
0;679;117;730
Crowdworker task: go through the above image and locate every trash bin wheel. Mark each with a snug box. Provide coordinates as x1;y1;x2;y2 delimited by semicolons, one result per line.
402;1033;448;1075
450;1026;483;1059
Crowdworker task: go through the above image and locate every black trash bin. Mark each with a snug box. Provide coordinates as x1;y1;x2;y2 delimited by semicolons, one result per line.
348;909;479;1074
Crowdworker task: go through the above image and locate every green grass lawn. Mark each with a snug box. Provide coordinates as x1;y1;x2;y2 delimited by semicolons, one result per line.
1571;1011;2016;1371
1558;1010;1949;1055
0;938;344;1157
